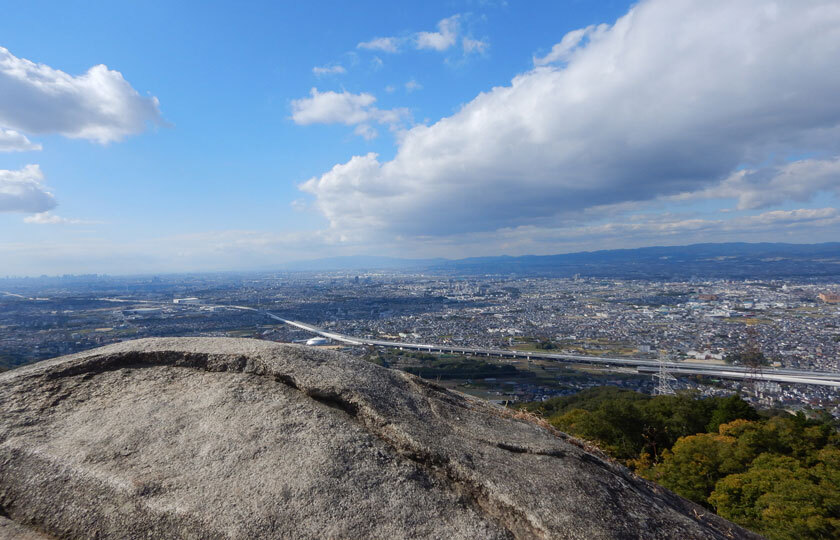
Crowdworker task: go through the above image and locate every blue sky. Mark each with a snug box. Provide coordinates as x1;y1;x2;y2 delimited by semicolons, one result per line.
1;0;839;275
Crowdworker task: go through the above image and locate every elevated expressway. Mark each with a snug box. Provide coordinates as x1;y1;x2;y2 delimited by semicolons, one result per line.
265;313;840;388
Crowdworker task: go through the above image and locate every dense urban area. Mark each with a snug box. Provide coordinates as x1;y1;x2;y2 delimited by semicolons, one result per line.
2;271;838;417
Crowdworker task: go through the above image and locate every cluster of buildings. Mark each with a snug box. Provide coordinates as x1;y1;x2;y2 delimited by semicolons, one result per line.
316;277;840;371
1;273;838;414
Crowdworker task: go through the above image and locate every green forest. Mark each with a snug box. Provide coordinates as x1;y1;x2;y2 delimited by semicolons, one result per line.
520;388;840;539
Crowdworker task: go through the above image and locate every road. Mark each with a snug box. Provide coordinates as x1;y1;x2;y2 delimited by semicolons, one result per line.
10;291;835;388
265;313;840;388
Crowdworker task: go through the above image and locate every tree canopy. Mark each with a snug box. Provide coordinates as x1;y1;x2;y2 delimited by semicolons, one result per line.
520;388;839;539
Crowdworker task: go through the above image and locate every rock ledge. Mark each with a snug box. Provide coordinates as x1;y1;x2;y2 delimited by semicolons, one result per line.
0;338;759;539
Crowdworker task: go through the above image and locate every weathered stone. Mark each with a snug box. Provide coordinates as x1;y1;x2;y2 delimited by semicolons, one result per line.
0;338;760;539
0;516;51;540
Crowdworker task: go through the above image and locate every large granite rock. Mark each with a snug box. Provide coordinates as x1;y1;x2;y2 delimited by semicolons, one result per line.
0;338;759;539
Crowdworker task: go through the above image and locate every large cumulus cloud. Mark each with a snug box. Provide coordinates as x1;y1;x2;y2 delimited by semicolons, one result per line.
0;46;163;144
301;0;840;238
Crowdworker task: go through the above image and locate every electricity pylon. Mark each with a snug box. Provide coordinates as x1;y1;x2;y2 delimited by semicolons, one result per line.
653;350;677;396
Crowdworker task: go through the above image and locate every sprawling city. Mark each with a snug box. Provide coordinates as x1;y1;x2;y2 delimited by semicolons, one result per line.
3;270;838;415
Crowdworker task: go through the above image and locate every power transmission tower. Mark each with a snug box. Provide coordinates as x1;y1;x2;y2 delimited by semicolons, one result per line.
653;350;677;396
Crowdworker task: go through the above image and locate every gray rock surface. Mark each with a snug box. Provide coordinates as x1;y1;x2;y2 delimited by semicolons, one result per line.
0;338;760;539
0;516;50;540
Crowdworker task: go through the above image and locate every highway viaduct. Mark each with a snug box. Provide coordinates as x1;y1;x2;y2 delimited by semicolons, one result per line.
264;312;840;388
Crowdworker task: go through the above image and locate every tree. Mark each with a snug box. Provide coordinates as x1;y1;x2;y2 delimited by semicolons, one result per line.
521;388;840;539
641;433;740;505
709;450;840;540
707;394;759;432
640;392;715;448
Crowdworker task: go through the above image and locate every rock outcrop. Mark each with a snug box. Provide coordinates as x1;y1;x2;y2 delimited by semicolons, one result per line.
0;338;759;539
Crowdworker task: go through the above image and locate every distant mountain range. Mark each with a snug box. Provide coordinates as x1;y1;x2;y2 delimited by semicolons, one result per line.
284;242;840;279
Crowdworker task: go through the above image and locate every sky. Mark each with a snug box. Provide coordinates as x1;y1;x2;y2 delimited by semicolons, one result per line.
1;0;840;276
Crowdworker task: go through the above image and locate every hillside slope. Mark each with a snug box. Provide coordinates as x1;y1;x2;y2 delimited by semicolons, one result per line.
0;338;760;539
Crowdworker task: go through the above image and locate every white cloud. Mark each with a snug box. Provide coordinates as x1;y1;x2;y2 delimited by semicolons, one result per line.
7;205;840;275
290;198;308;212
356;15;473;57
300;153;394;230
405;79;422;92
312;64;346;76
0;46;163;144
533;24;608;66
290;88;409;137
291;88;377;125
416;16;459;51
573;208;840;241
357;37;401;53
689;157;840;210
741;207;839;226
388;207;840;258
353;124;378;140
462;37;489;55
23;212;99;225
301;0;840;240
0;128;41;152
0;165;56;213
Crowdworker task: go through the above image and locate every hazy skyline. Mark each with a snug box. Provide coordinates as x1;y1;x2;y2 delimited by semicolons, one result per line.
2;0;840;275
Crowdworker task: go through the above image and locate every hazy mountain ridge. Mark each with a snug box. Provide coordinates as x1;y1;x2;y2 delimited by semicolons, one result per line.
286;242;840;278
